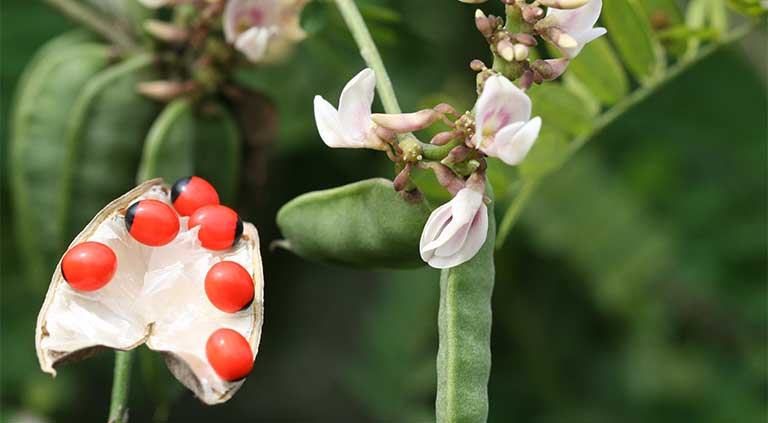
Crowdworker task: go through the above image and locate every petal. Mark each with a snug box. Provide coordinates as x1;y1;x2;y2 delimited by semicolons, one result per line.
428;205;488;269
419;203;455;261
474;75;531;144
338;68;376;143
479;121;524;158
313;95;355;148
223;0;279;42
235;26;276;62
547;0;603;35
434;222;471;258
494;117;542;166
421;189;483;253
568;27;607;57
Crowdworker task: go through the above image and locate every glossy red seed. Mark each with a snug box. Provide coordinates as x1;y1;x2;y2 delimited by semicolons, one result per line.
188;205;243;250
205;328;253;381
61;241;117;291
125;199;180;246
171;176;220;217
205;261;254;313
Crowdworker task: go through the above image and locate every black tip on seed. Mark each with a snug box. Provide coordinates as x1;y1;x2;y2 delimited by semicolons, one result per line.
61;263;68;282
125;202;139;232
171;176;192;204
239;298;254;312
233;216;243;246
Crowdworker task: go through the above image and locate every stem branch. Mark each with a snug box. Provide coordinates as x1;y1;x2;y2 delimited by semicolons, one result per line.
495;24;753;248
108;350;134;423
333;0;402;114
43;0;135;49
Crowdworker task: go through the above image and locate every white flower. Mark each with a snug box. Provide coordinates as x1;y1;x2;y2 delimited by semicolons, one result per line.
313;68;386;150
547;0;607;58
472;75;542;166
223;0;307;63
420;187;488;269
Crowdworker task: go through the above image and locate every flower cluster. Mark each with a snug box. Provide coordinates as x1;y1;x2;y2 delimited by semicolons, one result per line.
313;0;606;269
136;0;307;100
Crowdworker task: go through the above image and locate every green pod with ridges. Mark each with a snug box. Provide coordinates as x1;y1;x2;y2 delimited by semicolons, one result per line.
60;53;159;241
138;99;241;203
436;195;495;423
276;178;431;269
10;40;110;284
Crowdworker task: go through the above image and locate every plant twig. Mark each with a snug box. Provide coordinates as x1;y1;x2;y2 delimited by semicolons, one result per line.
333;0;402;115
108;350;134;423
43;0;135;49
495;24;754;249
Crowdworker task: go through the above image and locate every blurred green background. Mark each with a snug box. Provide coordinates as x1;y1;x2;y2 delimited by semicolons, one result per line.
1;1;766;422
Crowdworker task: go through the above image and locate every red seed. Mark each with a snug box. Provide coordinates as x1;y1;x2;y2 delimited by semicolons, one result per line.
125;199;180;246
205;328;253;381
171;176;220;217
61;242;117;291
205;261;254;313
188;205;243;250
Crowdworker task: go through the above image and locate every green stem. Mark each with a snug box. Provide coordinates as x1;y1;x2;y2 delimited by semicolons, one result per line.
495;24;753;248
43;0;135;49
333;0;402;115
108;350;134;423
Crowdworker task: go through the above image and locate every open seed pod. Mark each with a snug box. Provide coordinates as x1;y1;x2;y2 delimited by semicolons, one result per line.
36;179;264;404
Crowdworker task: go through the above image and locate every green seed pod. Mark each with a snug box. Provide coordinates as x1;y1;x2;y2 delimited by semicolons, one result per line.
10;37;110;285
60;54;160;241
436;194;495;423
276;178;431;269
138;99;241;204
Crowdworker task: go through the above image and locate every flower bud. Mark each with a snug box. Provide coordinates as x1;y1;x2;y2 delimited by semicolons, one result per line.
531;58;570;81
442;145;472;165
518;69;534;91
496;39;516;62
474;9;494;38
522;5;545;22
513;44;529;61
470;59;486;71
137;81;188;101
144;20;188;43
538;0;591;9
512;33;538;46
371;110;442;133
393;164;412;192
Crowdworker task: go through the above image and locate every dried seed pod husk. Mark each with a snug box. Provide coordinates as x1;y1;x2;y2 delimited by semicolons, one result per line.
36;179;264;404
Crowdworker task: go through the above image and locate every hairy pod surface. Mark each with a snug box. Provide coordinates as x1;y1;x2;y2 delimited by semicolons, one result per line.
138;100;241;205
36;180;264;404
436;193;495;423
276;178;431;269
60;54;160;244
10;35;110;285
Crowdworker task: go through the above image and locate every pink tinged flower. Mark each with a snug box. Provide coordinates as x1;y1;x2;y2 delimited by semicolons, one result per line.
420;187;488;269
547;0;607;58
472;75;542;166
313;68;386;150
224;0;279;62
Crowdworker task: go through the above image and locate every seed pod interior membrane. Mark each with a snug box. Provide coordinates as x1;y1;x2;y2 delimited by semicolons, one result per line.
36;180;264;404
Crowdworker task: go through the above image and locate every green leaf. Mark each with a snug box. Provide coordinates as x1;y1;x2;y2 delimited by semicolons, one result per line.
564;37;629;106
192;104;241;205
60;54;159;241
138;100;241;204
602;0;664;83
276;178;431;269
9;40;109;285
436;192;495;423
526;83;595;137
138;99;196;184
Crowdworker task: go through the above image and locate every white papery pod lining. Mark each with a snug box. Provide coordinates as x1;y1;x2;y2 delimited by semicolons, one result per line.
35;179;264;405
